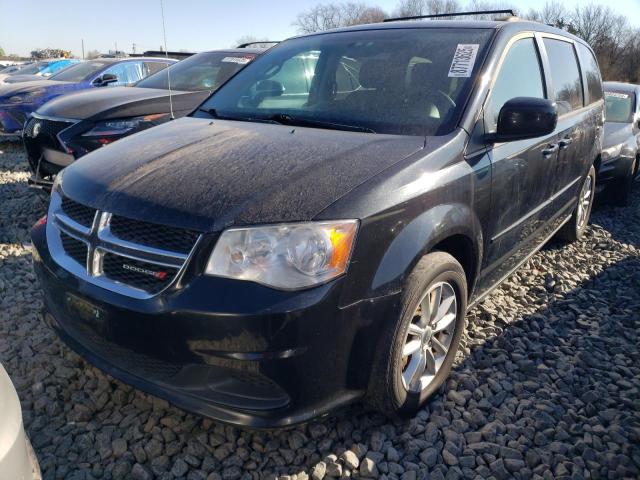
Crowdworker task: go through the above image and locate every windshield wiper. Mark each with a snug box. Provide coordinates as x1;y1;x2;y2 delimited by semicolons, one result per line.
267;113;376;133
197;108;278;124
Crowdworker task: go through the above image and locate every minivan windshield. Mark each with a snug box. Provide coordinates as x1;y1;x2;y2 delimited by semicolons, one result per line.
137;52;257;91
605;91;635;123
50;61;109;82
196;28;492;135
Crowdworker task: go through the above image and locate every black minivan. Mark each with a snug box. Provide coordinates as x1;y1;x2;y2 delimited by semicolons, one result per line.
32;15;604;428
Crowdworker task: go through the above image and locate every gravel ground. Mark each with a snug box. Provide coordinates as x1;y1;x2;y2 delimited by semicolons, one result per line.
0;139;638;480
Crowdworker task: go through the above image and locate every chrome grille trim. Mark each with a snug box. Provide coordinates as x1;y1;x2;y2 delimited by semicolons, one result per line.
47;192;201;299
54;212;94;236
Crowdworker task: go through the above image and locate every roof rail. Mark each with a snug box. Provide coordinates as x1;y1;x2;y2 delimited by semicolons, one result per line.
383;9;515;22
237;41;280;48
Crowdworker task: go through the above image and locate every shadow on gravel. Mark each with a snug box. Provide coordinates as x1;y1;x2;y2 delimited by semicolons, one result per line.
439;255;640;479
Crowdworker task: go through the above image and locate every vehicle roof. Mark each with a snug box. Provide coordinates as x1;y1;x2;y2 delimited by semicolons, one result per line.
292;18;589;48
93;56;178;63
199;48;266;55
603;81;639;93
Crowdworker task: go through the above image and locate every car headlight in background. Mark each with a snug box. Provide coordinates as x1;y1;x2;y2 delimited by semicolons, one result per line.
602;144;622;161
82;113;171;137
205;220;359;290
7;90;44;104
51;167;64;194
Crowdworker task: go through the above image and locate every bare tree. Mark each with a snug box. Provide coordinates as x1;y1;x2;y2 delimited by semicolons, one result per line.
293;2;387;33
394;0;460;17
85;50;102;60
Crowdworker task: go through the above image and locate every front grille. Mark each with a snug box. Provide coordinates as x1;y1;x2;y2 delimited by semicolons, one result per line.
102;253;178;294
48;192;201;298
61;197;96;228
60;232;87;267
110;215;199;254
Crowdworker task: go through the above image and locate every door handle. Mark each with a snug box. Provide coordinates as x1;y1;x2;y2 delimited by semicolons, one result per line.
559;136;573;149
542;144;558;157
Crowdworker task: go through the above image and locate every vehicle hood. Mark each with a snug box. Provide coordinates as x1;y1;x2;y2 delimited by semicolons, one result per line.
61;117;425;232
3;74;44;84
0;80;72;101
37;86;210;121
603;122;633;149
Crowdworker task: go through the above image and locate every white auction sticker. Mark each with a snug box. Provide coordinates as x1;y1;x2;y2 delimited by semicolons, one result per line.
222;56;252;64
605;92;629;99
448;44;479;78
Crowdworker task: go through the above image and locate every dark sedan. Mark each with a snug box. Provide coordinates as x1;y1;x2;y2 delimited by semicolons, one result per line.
23;48;264;191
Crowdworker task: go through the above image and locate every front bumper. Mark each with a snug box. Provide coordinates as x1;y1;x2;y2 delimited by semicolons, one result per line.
0;103;32;134
0;365;41;480
31;221;400;428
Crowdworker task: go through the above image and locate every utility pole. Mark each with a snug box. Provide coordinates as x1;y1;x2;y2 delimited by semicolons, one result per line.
81;38;85;60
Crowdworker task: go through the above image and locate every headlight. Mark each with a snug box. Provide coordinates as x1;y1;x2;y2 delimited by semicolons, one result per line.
51;167;64;194
82;113;170;137
602;144;622;161
8;91;43;104
205;220;359;290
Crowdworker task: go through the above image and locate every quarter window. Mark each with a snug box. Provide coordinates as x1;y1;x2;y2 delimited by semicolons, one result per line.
576;43;603;104
543;39;584;114
486;38;545;132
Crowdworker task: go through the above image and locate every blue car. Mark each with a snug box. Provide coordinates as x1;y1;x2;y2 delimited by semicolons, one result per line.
0;57;175;134
0;59;80;84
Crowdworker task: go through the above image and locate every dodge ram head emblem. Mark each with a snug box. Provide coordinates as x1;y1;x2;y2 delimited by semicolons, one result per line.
31;121;41;137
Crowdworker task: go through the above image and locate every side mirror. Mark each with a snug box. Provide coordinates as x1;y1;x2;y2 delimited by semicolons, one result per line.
490;97;557;142
95;73;118;86
255;79;284;97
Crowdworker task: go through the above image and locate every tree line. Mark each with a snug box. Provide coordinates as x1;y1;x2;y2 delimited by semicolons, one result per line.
293;0;640;82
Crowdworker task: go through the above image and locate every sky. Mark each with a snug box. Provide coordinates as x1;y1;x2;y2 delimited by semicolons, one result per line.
1;0;639;58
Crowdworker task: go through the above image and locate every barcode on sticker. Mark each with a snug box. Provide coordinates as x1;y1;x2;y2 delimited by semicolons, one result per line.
222;56;252;64
448;44;479;78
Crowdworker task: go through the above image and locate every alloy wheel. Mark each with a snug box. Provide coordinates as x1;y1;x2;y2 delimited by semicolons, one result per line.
576;174;593;230
401;281;458;393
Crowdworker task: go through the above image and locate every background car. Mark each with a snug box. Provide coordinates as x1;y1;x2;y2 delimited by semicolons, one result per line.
600;81;640;205
0;59;79;85
0;57;176;135
23;48;266;190
0;364;41;480
0;63;33;75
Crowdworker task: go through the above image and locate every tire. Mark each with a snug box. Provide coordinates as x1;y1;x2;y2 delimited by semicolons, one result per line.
366;251;467;417
611;157;636;207
556;165;596;242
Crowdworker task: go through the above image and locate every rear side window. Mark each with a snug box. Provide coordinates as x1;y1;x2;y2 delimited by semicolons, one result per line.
144;61;170;77
576;43;603;104
486;38;545;132
543;39;584;115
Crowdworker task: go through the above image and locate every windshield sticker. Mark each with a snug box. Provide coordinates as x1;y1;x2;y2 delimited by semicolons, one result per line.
448;44;479;78
605;92;630;99
222;56;252;64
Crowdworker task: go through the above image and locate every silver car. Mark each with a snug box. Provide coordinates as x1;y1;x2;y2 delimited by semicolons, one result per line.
0;364;41;480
